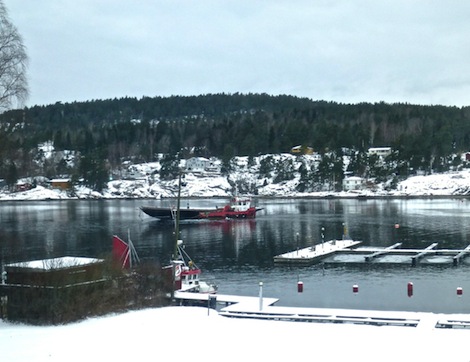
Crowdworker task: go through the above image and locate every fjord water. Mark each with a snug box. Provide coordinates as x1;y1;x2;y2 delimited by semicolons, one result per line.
1;197;470;313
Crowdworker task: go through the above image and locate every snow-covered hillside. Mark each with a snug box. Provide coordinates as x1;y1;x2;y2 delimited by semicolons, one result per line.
2;153;470;201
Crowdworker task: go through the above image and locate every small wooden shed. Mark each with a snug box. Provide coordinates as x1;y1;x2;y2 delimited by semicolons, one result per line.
50;178;72;190
1;256;107;324
4;256;105;286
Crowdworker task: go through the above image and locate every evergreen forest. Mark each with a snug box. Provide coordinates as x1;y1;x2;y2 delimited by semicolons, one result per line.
1;93;470;190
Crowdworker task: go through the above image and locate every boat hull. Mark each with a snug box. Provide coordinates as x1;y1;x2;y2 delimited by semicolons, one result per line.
140;206;212;220
198;207;258;219
141;206;262;220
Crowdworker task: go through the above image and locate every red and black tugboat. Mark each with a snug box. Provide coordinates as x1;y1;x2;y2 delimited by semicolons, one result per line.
140;196;262;220
198;196;259;219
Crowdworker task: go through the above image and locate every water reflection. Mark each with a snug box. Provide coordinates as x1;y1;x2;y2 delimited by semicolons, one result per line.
2;198;470;312
2;198;470;264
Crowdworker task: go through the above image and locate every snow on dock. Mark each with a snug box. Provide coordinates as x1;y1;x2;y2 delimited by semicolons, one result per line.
453;244;470;266
174;290;279;307
274;240;470;266
364;242;402;262
173;291;470;329
273;239;362;264
411;242;439;266
337;244;470;265
220;304;421;327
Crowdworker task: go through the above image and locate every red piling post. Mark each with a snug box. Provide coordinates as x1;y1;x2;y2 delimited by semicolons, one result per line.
353;284;359;294
407;282;413;297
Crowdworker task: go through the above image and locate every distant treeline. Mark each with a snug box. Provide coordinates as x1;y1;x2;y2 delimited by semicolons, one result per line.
1;93;470;183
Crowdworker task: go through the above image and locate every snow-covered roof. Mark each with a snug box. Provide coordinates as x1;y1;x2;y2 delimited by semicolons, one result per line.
6;256;103;270
343;176;364;181
186;157;210;163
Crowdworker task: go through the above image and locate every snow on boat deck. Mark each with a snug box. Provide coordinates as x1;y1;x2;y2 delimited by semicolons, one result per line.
175;291;278;306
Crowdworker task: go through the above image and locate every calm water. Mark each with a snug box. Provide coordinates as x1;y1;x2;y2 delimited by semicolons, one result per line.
1;197;470;313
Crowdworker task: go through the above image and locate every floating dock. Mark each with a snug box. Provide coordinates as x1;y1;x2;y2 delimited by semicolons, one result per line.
173;291;470;329
273;239;362;265
274;241;470;266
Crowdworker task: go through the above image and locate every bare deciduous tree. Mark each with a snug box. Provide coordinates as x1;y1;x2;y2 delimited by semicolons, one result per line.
0;1;28;110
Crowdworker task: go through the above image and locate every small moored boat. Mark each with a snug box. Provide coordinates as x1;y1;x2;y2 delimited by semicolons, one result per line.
163;239;217;294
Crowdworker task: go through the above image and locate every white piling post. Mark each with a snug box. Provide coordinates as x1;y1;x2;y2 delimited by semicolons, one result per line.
296;232;300;256
259;282;263;311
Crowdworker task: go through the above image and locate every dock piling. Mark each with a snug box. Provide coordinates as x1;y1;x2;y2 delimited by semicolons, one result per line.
453;244;470;266
259;282;263;311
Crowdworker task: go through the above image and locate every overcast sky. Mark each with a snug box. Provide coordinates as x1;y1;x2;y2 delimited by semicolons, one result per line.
4;0;470;108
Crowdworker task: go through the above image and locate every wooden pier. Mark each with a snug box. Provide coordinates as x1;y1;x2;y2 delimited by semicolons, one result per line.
274;241;470;266
173;290;470;329
273;239;362;265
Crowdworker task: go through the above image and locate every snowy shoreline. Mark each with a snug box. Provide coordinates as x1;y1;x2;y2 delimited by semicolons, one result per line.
3;156;470;200
0;194;468;202
2;305;470;361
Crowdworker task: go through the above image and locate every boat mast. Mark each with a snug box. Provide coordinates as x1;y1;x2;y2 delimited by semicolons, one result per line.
174;171;182;259
171;171;183;301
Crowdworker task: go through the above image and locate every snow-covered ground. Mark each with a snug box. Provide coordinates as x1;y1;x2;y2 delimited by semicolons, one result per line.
393;171;470;196
1;306;469;361
3;157;470;201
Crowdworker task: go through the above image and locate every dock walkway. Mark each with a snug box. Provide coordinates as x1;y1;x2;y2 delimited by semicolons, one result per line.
173;291;470;329
273;239;362;264
274;240;470;266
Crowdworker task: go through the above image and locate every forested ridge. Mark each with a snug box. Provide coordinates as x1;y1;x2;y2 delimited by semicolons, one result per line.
1;93;470;189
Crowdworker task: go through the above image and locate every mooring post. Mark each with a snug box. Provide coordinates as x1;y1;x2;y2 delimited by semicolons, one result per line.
296;232;299;256
259;281;263;311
